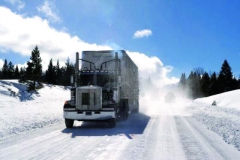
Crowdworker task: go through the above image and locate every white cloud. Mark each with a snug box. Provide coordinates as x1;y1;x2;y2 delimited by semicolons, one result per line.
5;0;25;10
127;51;179;87
37;1;60;22
0;6;178;86
133;29;152;39
0;6;111;71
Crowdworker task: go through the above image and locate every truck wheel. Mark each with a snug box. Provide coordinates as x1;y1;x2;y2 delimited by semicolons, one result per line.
108;118;116;128
65;119;74;128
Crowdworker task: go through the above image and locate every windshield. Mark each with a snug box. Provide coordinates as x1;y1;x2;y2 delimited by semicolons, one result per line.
79;72;114;87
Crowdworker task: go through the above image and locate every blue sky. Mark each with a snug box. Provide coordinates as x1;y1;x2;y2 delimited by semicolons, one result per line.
0;0;240;84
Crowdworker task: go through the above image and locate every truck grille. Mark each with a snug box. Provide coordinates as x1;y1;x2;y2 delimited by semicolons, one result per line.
82;93;90;105
76;86;102;110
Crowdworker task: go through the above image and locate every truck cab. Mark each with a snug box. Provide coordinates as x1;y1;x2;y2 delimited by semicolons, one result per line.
63;50;139;128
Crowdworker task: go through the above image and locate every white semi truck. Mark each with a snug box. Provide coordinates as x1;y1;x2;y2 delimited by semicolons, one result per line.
63;50;139;128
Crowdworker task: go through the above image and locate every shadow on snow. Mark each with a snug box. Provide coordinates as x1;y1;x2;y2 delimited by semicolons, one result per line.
61;112;150;139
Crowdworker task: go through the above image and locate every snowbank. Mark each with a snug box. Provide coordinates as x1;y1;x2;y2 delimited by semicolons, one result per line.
0;80;69;138
188;90;240;151
195;89;240;110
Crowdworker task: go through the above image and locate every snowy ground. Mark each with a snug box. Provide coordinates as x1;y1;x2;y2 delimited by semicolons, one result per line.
0;80;69;138
188;90;240;151
1;80;240;159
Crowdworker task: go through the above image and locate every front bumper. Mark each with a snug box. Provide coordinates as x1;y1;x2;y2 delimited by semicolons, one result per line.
64;109;116;120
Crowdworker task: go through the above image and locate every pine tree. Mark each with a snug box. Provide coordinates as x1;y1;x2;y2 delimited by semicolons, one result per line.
179;73;186;88
238;77;240;89
62;57;75;86
200;72;210;96
26;45;43;91
2;59;8;79
56;60;62;84
45;59;56;84
14;65;20;79
232;77;238;90
193;67;204;76
8;61;14;79
218;60;233;92
19;67;27;83
209;72;218;95
187;71;202;99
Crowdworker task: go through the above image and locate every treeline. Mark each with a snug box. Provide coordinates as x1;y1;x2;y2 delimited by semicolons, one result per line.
0;45;75;91
44;58;74;86
179;60;240;99
0;59;20;79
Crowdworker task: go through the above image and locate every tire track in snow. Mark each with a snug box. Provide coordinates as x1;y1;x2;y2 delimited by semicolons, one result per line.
0;130;71;159
0;127;112;159
0;118;146;160
118;115;186;160
176;116;240;160
83;135;128;160
40;135;104;160
117;115;156;160
0;129;64;159
152;115;186;160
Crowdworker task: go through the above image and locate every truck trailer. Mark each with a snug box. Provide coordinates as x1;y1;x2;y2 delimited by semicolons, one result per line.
63;50;139;128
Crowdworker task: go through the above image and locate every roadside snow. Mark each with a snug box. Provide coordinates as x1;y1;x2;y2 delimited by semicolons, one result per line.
1;80;240;153
188;89;240;151
195;90;240;110
0;80;69;138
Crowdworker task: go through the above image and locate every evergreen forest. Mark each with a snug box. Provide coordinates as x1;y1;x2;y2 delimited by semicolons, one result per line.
1;46;240;98
179;60;240;99
0;46;75;91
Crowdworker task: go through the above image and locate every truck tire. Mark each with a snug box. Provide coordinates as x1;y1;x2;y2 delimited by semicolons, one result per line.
65;119;74;128
108;118;116;128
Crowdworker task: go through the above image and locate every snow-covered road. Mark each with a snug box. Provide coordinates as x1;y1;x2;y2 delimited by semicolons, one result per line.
1;104;240;160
